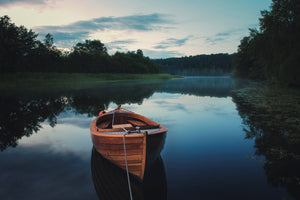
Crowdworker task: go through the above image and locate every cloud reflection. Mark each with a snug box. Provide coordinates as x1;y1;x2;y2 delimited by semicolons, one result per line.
0;145;97;200
153;100;188;112
57;112;92;129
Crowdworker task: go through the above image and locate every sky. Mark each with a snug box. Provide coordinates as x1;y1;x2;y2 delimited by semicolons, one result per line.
0;0;272;58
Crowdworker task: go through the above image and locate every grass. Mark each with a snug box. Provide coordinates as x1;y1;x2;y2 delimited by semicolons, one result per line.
0;72;181;90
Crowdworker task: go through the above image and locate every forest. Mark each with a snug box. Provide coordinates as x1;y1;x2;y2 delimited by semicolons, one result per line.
233;0;300;86
154;54;233;76
0;15;161;74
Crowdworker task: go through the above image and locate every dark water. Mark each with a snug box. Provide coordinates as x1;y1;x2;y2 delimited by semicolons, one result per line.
0;77;296;200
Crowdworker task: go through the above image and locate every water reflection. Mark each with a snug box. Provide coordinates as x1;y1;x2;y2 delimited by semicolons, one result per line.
1;77;296;199
91;131;167;200
0;81;162;151
0;77;234;151
232;91;300;199
0;145;97;200
0;95;67;151
160;76;233;97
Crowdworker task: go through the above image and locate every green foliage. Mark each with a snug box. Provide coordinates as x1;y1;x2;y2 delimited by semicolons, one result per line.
111;51;161;73
154;54;233;76
0;15;38;72
234;0;300;86
73;39;108;55
44;33;54;48
0;15;162;74
64;47;161;73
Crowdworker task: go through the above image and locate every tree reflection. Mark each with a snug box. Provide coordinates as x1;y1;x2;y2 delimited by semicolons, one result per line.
0;96;67;151
0;82;161;151
0;77;235;151
232;90;300;199
70;82;160;116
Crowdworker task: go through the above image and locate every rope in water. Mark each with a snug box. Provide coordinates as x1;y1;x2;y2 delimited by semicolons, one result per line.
123;131;133;200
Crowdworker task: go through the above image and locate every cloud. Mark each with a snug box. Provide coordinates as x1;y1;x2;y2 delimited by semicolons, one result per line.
33;13;173;48
36;31;90;48
143;49;184;59
33;13;174;49
216;32;231;37
106;39;137;50
50;31;90;41
93;13;172;31
0;0;51;6
205;28;245;45
108;40;137;45
105;40;183;57
206;32;230;45
153;36;191;49
206;37;226;44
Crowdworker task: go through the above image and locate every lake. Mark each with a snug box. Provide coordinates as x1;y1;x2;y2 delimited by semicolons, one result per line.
0;76;296;200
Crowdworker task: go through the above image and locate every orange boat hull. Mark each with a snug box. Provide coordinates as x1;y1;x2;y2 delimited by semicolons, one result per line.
91;125;147;179
90;108;167;180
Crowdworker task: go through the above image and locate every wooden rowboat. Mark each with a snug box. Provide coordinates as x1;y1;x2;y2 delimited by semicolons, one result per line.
90;105;167;180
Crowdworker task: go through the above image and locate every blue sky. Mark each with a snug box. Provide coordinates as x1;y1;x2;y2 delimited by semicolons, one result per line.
0;0;272;58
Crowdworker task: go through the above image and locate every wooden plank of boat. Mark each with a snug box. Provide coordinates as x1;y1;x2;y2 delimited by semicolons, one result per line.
91;147;167;200
90;106;167;181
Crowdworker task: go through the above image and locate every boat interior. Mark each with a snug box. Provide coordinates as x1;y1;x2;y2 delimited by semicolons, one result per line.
96;112;160;132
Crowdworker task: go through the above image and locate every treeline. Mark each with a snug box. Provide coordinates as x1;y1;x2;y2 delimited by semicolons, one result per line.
153;54;233;76
0;15;161;74
234;0;300;86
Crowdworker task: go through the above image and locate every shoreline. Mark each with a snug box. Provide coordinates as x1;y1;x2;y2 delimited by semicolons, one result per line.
0;73;181;90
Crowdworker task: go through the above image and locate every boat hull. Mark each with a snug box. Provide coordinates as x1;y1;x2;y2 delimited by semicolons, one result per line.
90;109;167;180
91;128;147;179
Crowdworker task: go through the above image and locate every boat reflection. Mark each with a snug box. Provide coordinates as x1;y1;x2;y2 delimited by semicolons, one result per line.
91;132;167;200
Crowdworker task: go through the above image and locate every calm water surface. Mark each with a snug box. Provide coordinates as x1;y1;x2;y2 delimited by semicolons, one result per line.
0;77;294;199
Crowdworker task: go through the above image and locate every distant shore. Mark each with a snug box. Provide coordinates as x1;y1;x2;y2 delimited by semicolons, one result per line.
0;73;181;90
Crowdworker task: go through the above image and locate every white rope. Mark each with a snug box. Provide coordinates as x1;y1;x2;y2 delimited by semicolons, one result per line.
112;111;115;126
123;130;133;200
